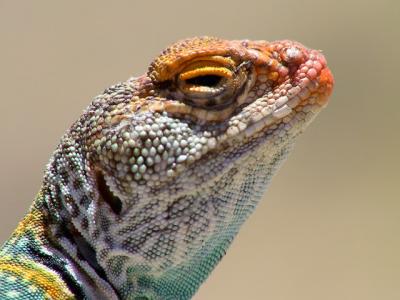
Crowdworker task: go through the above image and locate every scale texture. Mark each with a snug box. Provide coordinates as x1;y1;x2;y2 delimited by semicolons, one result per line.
0;37;333;299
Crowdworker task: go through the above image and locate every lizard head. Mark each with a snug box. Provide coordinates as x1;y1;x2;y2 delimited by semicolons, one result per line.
92;37;333;202
46;37;333;298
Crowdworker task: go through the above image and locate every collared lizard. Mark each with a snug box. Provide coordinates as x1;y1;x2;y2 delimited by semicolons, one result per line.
0;37;334;299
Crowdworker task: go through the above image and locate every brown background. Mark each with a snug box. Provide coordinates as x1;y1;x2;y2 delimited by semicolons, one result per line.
0;1;399;299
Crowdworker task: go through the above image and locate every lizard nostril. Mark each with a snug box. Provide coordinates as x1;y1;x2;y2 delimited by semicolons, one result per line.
280;46;306;66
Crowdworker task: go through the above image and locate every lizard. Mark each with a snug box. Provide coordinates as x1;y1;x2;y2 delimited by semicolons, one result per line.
0;36;334;300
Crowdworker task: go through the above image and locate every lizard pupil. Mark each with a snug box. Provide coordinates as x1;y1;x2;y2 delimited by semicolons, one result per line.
185;75;222;87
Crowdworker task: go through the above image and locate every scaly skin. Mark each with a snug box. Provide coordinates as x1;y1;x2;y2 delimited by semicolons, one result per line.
0;37;333;299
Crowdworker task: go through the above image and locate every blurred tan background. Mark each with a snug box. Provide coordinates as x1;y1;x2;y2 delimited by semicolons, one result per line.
0;1;399;299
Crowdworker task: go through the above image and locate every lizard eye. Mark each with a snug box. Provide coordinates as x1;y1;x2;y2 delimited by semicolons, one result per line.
176;57;249;109
185;74;222;87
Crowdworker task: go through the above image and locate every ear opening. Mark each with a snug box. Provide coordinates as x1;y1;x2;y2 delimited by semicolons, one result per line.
95;170;122;215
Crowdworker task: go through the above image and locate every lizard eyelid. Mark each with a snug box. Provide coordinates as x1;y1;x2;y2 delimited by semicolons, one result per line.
174;59;250;110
